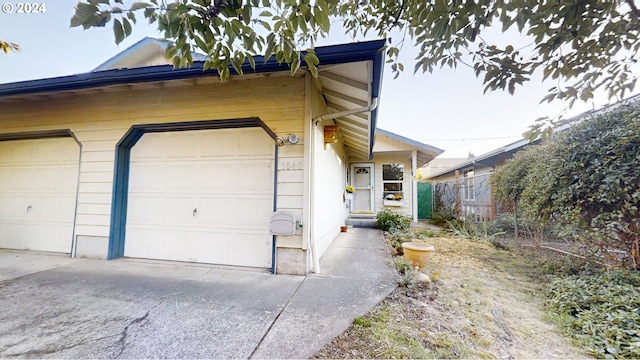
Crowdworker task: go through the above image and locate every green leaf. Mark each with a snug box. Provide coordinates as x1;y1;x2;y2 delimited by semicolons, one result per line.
122;18;132;37
113;18;125;44
70;2;98;28
246;54;256;69
290;56;300;76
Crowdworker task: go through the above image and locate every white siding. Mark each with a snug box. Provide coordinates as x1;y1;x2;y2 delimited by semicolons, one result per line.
312;119;349;256
0;76;305;262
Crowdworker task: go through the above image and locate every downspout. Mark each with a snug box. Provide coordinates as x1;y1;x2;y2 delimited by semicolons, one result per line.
313;97;378;123
271;144;279;274
303;74;318;274
411;150;418;223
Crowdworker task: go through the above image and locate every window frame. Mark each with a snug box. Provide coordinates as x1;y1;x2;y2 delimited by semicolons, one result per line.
463;169;475;201
382;163;404;201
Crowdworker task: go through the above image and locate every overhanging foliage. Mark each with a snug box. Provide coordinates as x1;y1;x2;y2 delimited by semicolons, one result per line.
492;100;640;267
71;0;640;104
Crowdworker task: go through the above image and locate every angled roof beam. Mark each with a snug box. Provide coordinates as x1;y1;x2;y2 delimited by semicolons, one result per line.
321;89;368;108
319;71;368;92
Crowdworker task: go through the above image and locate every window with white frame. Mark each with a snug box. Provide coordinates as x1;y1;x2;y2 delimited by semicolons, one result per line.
382;163;404;200
463;169;475;201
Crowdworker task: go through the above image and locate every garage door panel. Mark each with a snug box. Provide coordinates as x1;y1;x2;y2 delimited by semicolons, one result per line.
237;161;273;190
166;134;199;158
6;142;34;163
198;163;235;190
163;197;197;225
201;134;234;157
0;138;79;254
125;128;274;268
33;195;77;221
2;195;30;218
165;164;198;191
193;231;271;267
124;227;166;259
7;168;33;190
129;163;163;191
196;197;235;226
127;195;163;223
130;135;165;159
3;219;73;252
235;197;272;229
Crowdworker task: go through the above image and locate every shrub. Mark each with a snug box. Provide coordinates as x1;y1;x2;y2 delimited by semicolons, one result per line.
492;102;640;268
546;270;640;358
376;209;411;232
487;213;562;240
386;229;412;255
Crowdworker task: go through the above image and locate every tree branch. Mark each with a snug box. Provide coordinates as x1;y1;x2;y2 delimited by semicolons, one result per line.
625;0;640;20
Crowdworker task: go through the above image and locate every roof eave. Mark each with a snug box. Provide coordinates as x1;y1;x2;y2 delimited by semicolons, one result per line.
0;39;387;99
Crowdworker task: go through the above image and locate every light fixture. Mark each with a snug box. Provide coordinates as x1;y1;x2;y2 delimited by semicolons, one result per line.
286;134;299;144
275;134;300;146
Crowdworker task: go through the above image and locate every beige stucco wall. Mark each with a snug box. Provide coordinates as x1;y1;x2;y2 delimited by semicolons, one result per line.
0;74;308;273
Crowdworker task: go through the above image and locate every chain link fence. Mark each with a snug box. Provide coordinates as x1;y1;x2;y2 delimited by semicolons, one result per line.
432;173;498;222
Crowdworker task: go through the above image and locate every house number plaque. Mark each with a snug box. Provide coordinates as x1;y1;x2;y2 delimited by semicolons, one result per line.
279;160;303;170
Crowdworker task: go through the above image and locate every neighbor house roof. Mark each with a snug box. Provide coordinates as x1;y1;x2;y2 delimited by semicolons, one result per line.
374;128;444;166
426;93;640;180
0;39;385;159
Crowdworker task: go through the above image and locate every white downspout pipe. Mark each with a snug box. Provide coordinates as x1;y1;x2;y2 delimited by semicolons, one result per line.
304;75;321;274
411;150;418;223
313;98;378;123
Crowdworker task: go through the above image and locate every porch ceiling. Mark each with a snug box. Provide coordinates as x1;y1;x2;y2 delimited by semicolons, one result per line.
316;60;375;159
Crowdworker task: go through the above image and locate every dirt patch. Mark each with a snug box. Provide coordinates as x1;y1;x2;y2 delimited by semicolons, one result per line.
314;236;588;359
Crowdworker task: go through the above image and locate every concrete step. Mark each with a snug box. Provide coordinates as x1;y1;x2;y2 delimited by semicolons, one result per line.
345;215;377;228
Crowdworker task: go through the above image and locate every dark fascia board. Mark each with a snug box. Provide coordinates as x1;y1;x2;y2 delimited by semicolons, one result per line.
376;128;444;155
0;39;386;98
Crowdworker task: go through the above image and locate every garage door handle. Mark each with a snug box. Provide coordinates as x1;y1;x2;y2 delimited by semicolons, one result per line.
27;205;31;213
193;208;197;216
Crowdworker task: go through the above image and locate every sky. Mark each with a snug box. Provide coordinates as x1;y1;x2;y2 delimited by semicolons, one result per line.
0;1;621;158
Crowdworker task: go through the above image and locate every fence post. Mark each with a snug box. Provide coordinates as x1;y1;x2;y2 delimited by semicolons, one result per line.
454;170;461;218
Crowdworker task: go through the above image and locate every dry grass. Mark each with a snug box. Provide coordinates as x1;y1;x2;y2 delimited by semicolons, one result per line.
314;234;589;359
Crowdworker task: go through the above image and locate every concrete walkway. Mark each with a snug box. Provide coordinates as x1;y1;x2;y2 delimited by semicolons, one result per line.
0;228;397;359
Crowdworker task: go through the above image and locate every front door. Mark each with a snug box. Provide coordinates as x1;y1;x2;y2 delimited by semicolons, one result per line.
350;163;374;213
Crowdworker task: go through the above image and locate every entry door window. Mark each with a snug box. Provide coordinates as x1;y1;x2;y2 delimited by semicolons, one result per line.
352;164;373;212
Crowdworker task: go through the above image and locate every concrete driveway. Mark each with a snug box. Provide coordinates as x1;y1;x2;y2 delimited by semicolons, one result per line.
0;228;397;359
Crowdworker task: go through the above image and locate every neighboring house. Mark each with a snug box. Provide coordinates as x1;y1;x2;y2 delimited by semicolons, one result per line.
426;137;540;221
419;158;467;179
92;37;207;71
426;93;640;221
0;39;441;275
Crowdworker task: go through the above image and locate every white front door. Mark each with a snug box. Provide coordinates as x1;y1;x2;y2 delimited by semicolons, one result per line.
350;163;374;213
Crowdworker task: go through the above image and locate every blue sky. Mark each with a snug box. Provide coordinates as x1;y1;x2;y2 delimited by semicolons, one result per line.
0;1;611;158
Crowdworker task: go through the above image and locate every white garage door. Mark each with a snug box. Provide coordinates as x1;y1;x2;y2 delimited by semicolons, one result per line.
125;128;275;268
0;138;80;253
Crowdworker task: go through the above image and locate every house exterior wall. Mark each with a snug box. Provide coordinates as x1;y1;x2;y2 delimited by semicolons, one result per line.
350;153;413;217
308;81;350;264
0;75;307;273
